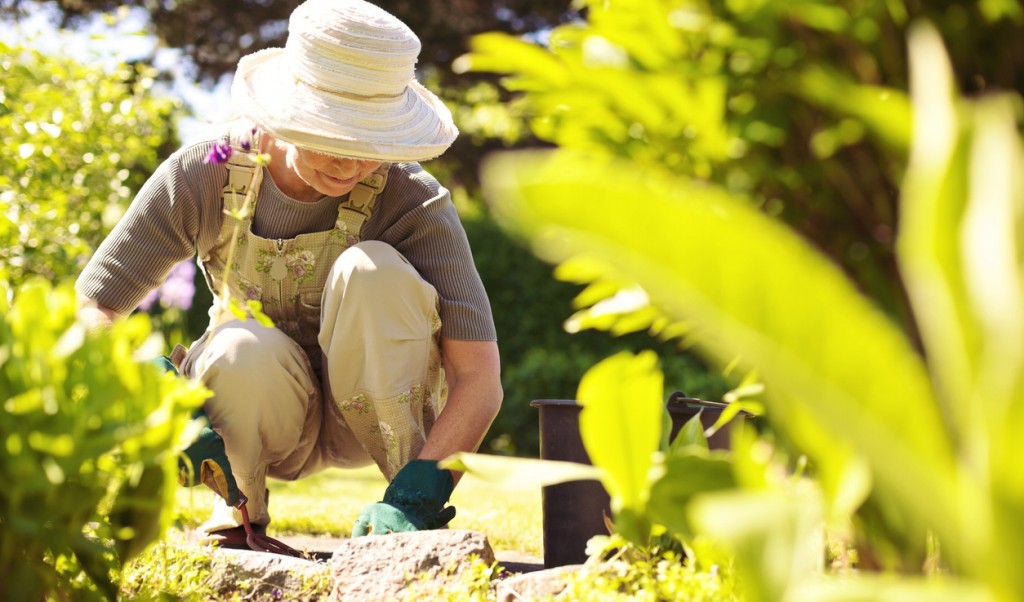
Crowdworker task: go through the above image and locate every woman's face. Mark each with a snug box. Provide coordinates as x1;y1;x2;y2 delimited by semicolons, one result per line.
286;145;383;198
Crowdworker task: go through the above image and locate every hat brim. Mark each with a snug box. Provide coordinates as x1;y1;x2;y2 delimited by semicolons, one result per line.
231;48;458;162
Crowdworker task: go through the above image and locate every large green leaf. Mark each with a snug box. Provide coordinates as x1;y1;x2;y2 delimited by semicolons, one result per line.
689;487;824;602
577;351;664;542
481;147;958;549
897;24;1024;597
440;452;601;488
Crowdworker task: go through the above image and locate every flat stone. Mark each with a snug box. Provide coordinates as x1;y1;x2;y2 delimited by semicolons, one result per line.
274;533;542;573
208;548;331;601
494;565;581;602
328;529;495;602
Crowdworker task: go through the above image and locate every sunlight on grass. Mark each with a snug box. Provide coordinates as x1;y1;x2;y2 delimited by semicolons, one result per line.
173;462;544;558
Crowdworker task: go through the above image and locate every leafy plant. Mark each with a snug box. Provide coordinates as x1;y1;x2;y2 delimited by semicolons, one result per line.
469;18;1024;602
559;534;739;602
0;42;179;285
0;280;209;601
461;0;1022;337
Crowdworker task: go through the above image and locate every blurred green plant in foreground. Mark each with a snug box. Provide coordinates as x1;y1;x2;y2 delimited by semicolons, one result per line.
0;280;208;601
449;1;1024;600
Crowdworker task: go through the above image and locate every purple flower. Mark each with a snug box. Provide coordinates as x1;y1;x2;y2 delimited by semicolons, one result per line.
241;138;251;152
138;260;196;313
204;140;233;164
158;261;196;310
138;288;158;311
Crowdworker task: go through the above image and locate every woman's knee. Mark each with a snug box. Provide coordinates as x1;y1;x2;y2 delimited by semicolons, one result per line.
330;241;424;299
202;321;305;377
193;321;315;418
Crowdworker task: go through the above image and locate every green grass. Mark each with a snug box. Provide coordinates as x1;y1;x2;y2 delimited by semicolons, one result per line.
173;464;544;558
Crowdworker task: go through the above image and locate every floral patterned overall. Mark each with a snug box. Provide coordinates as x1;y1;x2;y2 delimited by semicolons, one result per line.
195;147;445;500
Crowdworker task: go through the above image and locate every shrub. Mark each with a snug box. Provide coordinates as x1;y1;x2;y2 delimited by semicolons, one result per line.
0;280;208;601
0;42;179;284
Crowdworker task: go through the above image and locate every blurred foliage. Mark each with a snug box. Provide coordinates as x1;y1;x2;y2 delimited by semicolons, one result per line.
461;0;1024;336
0;280;208;601
0;42;180;284
468;0;1024;596
462;214;729;455
0;0;576;85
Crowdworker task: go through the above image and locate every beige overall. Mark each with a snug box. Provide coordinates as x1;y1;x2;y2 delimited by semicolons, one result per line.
183;148;446;531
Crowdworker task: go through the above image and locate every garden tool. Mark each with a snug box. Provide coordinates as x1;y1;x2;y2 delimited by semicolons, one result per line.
353;459;456;535
158;356;303;557
178;410;303;558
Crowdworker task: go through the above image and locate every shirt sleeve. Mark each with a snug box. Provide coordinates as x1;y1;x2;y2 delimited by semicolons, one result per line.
75;144;221;314
368;164;497;341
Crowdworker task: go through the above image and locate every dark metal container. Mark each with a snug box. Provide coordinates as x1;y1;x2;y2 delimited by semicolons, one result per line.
530;394;736;568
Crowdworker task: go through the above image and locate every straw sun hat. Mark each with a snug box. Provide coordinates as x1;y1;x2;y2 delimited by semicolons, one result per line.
231;0;458;162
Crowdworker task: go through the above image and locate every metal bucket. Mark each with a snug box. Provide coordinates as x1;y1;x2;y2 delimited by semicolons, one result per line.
530;394;736;568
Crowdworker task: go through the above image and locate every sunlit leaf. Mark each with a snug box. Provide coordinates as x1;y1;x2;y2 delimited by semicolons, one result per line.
577;351;664;542
670;412;708;452
690;487;824;602
440;452;601;487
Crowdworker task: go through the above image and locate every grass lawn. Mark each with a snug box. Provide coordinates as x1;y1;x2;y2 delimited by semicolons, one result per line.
173;464;544;559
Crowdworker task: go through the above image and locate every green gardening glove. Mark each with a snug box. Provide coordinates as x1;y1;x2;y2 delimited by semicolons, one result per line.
177;410;241;506
352;460;456;536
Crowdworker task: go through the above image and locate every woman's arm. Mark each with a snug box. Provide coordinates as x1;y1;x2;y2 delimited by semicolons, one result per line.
418;338;503;480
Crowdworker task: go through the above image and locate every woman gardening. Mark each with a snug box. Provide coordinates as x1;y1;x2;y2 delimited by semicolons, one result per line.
75;0;502;547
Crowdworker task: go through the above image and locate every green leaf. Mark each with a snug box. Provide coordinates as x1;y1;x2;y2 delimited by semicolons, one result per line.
440;452;601;487
648;451;735;537
897;23;979;442
459;32;569;89
246;299;275;328
670;412;708;452
577;351;663;525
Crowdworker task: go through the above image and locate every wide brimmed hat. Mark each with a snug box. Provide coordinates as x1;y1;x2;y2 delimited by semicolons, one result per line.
231;0;458;162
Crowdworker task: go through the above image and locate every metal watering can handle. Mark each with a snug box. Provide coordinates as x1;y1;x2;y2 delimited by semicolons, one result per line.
668;391;754;416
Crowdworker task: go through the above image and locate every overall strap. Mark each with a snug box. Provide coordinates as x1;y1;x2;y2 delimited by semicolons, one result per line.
222;148;262;217
337;164;389;234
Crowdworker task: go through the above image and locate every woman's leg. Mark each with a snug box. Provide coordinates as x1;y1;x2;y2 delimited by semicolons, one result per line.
183;319;320;531
314;241;446;481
